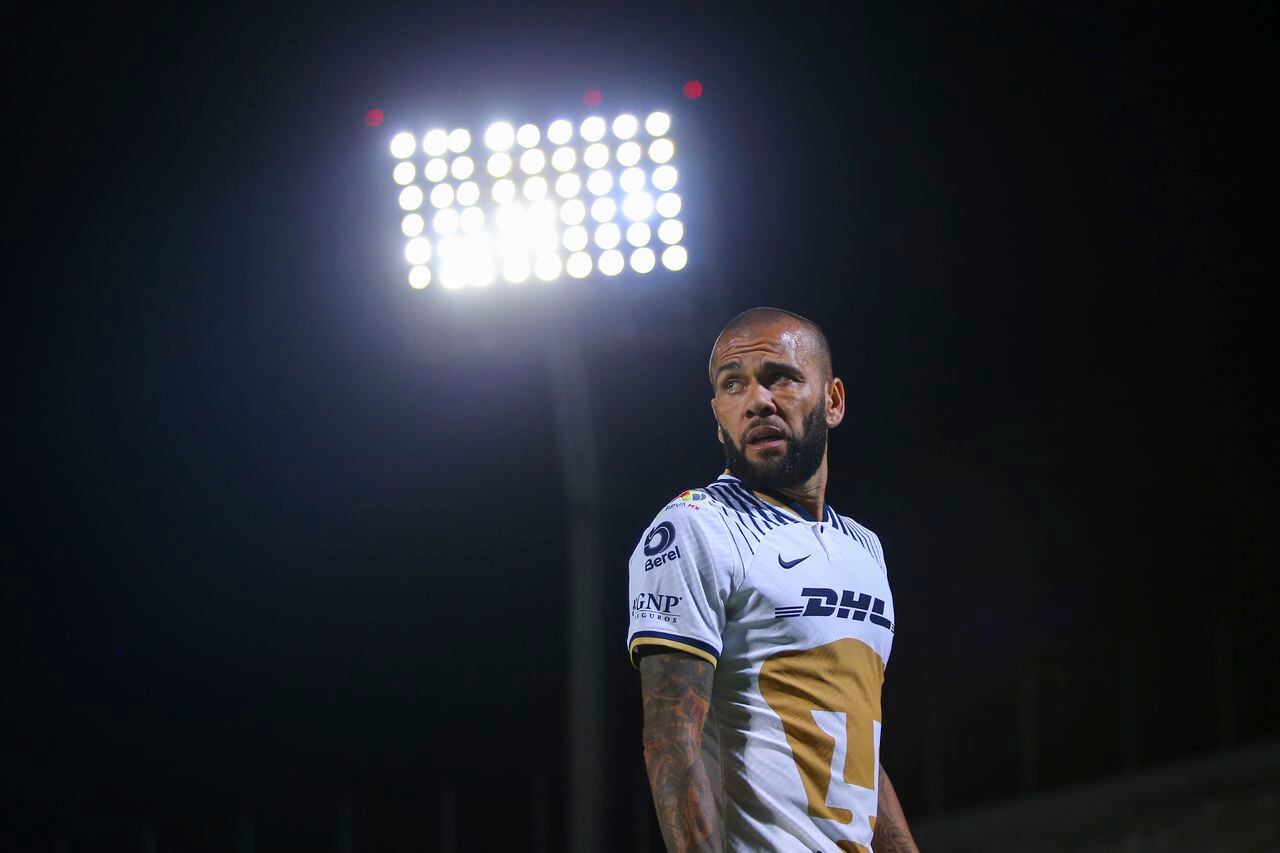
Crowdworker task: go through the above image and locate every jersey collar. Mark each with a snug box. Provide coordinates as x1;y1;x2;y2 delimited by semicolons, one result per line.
717;470;831;524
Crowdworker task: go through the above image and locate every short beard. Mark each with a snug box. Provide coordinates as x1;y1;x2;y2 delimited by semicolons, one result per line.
722;401;828;492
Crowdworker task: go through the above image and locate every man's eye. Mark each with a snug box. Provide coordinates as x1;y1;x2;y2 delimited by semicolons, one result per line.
724;379;742;392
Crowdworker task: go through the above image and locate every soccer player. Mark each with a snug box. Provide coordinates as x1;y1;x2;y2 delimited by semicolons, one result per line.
627;308;918;852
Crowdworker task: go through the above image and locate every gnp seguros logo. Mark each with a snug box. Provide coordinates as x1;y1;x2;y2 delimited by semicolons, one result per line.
632;592;683;623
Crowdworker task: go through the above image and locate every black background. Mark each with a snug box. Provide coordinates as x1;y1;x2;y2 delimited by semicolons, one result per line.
9;2;1276;850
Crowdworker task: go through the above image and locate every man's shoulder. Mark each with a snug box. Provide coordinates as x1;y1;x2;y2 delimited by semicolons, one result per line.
635;480;748;539
640;484;733;534
630;484;743;570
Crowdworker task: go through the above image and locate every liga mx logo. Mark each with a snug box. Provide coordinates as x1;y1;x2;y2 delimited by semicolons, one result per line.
666;489;708;510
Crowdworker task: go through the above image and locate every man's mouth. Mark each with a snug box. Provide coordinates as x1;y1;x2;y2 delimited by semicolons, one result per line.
745;425;787;450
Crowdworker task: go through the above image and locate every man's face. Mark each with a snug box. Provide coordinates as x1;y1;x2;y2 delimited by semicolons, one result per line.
709;320;844;490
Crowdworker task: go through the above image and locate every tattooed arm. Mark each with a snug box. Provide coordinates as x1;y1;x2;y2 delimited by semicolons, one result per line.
640;651;723;852
873;764;919;852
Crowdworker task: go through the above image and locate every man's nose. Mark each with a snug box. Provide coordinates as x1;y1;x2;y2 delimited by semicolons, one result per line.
744;382;777;417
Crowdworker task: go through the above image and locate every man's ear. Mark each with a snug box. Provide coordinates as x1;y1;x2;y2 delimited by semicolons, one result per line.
826;377;846;429
710;399;726;444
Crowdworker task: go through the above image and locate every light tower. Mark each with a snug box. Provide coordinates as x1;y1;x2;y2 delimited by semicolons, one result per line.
384;107;690;851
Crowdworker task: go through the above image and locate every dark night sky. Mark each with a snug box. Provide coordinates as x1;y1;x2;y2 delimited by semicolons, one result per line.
9;2;1276;850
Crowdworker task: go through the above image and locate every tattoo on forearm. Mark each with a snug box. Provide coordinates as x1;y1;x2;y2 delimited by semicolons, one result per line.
872;816;917;853
641;652;723;853
873;765;919;853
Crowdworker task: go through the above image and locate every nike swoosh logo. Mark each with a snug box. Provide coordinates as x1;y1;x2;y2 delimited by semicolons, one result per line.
778;554;810;569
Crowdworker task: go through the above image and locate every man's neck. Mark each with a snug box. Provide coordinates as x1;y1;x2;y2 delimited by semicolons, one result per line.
732;458;828;522
772;469;827;522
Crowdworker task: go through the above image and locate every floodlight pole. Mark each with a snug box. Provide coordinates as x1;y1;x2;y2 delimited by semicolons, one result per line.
547;331;606;853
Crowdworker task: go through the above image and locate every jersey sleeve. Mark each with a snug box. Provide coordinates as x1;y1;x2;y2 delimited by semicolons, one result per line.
626;495;742;669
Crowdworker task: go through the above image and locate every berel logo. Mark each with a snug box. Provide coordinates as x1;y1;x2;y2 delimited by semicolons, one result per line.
644;522;674;554
643;522;681;570
632;592;683;623
775;587;894;632
645;545;682;571
643;521;675;555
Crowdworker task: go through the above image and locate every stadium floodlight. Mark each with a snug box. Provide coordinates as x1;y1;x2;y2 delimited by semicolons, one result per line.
484;121;515;151
626;222;651;247
582;143;609;170
655;191;681;218
611;114;638;139
387;110;687;289
622;192;654;221
651;164;678;192
566;252;592;279
459;207;485;232
560;199;586;225
599;248;624;275
579;116;606;142
487;152;513;177
390;132;417;159
661;244;687;271
523;176;549;201
423;129;449;157
429;184;454;209
551;147;577;172
424;158;448;182
630;246;656;273
456;181;480;207
586;170;613;196
398;185;424;211
615;141;641;167
547;119;573;145
492;179;516;204
402;213;425;237
520;149;547;174
618;167;645;194
450;156;475;180
516;123;541;148
433;208;460;235
555;173;582;199
447;128;471;153
644;110;671;136
648;138;674;164
594;222;621;250
393;162;416;185
409;265;432;288
658;218;684;244
590;197;616;222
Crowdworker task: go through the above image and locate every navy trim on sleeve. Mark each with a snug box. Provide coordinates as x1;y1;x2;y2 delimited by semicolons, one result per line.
629;630;721;660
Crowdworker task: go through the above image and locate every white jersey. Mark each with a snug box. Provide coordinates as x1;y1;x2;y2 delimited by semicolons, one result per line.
627;473;895;853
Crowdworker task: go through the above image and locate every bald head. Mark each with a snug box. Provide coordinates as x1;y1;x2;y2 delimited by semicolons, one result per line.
708;307;832;389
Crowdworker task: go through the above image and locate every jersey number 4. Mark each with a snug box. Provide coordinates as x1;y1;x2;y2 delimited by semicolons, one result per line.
759;638;883;853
